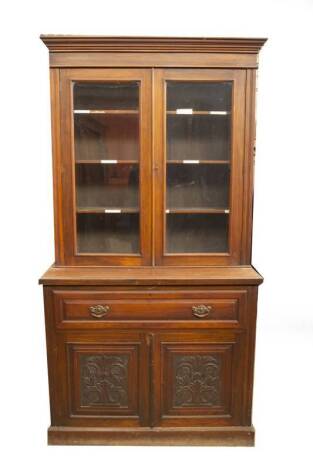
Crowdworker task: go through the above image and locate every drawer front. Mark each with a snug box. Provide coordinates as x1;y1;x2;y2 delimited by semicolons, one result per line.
52;289;247;328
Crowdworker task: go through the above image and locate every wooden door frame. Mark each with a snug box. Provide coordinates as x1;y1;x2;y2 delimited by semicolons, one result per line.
153;68;246;266
152;330;247;427
53;330;150;427
56;68;152;266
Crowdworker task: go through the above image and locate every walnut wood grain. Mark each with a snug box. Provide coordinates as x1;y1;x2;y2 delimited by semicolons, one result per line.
51;287;246;329
39;265;263;285
49;52;260;69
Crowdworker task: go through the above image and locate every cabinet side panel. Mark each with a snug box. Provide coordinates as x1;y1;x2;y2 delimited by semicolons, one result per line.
241;69;257;264
43;286;65;424
242;286;258;424
49;69;65;264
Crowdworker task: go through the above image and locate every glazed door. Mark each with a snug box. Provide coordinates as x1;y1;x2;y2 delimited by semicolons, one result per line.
154;69;246;265
59;69;152;265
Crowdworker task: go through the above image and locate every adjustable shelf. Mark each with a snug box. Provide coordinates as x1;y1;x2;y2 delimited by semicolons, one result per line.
74;109;138;115
167;110;230;115
167;160;230;165
77;207;139;214
166;208;230;214
76;160;139;165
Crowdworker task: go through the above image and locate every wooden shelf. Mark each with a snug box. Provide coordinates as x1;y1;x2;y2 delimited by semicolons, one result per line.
77;207;139;214
167;110;230;116
74;109;138;115
166;208;230;214
76;160;139;165
167;160;230;165
76;159;229;165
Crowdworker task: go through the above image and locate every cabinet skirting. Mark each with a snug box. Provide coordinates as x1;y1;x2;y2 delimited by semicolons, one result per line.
48;425;255;446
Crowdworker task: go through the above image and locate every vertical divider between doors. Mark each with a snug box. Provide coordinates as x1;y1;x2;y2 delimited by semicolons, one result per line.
151;69;156;265
139;69;153;265
153;69;166;265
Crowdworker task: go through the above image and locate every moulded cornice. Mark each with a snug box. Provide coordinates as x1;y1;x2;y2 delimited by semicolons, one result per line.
40;35;267;54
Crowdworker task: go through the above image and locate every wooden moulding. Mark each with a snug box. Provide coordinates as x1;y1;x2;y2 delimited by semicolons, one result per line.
48;425;255;446
39;265;263;286
40;36;267;69
40;36;267;53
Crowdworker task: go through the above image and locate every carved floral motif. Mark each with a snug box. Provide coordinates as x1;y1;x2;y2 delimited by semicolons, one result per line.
80;354;128;407
173;354;221;407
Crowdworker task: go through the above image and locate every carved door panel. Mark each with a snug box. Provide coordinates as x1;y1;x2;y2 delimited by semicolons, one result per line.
52;331;149;427
152;330;246;427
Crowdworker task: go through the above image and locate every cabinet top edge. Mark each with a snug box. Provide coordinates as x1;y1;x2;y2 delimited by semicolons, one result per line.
40;35;267;53
39;265;264;286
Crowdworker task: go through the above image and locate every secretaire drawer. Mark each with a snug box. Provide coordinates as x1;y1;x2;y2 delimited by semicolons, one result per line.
51;289;247;328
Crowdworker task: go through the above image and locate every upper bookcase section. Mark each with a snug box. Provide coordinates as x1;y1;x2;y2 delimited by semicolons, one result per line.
40;36;267;69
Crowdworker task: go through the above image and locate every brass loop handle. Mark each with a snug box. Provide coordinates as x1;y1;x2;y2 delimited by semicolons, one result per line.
192;305;212;318
89;305;110;318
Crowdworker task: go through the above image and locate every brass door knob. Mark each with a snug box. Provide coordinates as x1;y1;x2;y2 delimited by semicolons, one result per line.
192;305;212;318
89;305;110;318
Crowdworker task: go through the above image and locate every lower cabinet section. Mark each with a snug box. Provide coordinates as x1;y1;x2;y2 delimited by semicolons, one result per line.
49;329;247;429
44;286;258;445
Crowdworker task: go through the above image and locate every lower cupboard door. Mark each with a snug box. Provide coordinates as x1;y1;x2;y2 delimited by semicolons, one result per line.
53;332;149;427
152;330;247;427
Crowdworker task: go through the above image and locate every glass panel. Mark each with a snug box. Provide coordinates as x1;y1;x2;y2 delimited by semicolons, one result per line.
77;213;139;254
167;214;228;253
76;164;139;210
167;165;230;210
74;82;139;111
73;82;140;254
166;81;232;254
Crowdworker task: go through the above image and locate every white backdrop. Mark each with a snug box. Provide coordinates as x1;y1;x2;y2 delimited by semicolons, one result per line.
1;0;312;468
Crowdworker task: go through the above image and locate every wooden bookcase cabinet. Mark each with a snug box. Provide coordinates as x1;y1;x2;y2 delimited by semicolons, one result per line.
40;36;266;446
